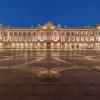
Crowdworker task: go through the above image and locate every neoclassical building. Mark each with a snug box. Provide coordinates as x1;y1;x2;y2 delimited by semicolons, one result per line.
0;22;100;49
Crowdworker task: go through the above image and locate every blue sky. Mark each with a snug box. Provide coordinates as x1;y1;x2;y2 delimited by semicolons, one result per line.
0;0;100;27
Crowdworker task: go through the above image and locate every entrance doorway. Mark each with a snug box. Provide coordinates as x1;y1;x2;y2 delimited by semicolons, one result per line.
47;42;51;49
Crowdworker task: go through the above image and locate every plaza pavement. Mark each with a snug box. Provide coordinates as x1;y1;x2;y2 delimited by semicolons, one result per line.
0;50;100;100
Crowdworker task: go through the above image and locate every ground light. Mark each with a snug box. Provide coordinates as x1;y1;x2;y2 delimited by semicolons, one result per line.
37;70;61;82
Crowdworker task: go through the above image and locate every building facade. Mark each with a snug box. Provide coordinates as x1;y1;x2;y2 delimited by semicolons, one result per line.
0;22;100;49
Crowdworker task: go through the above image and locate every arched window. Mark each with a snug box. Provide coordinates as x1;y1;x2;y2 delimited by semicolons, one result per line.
14;32;17;36
67;32;70;36
19;32;22;36
71;32;74;36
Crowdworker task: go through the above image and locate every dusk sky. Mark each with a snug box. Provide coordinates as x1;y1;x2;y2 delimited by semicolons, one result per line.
0;0;100;27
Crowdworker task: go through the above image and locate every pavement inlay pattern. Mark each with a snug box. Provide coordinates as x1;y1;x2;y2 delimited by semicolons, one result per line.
0;50;100;100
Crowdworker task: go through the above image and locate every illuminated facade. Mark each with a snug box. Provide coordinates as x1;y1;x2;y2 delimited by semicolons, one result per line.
0;22;100;49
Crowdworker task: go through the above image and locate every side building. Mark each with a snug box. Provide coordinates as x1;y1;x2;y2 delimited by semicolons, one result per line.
0;22;100;49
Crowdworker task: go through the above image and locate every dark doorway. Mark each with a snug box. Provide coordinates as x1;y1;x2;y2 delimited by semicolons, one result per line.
47;42;51;49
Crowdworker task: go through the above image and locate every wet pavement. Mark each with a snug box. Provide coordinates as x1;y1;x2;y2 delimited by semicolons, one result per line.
0;49;100;100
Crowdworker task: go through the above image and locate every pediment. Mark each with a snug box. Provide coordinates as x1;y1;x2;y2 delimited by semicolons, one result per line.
42;22;61;30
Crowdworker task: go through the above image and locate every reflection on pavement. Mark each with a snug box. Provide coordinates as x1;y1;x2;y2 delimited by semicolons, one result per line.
0;50;100;77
